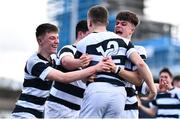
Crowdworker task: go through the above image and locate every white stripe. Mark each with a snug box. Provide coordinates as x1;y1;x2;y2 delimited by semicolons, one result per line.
157;98;180;104
50;87;82;105
125;82;135;88
141;82;148;95
117;47;127;55
39;66;53;81
27;54;48;74
70;80;86;89
24;72;36;79
16;100;44;112
90;55;104;61
135;45;147;57
59;52;74;62
126;96;137;104
158;109;180;115
22;87;49;98
126;48;137;58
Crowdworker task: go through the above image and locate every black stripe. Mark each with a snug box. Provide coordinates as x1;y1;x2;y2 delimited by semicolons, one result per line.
23;78;52;90
94;77;125;86
151;100;157;106
158;104;180;109
86;38;130;55
37;53;48;61
125;87;136;97
156;93;171;99
124;102;138;110
31;62;49;77
59;47;74;57
54;82;85;98
136;84;143;94
157;93;179;100
140;55;146;60
157;114;179;118
124;67;133;71
12;105;43;118
111;55;127;65
24;62;29;74
74;50;83;58
19;94;47;105
47;94;80;110
127;41;134;50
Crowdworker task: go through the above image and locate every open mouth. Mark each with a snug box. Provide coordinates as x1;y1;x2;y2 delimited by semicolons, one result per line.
115;30;123;35
51;45;58;48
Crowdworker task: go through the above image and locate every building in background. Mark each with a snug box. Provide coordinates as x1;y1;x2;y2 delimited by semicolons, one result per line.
48;0;180;79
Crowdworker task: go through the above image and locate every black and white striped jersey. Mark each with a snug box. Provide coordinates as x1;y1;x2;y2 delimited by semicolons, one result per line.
124;45;147;111
47;45;86;110
12;53;57;118
149;87;180;119
76;31;137;86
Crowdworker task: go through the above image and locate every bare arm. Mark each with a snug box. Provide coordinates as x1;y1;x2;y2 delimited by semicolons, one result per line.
106;57;143;86
61;54;91;70
46;60;110;83
130;52;157;100
118;69;143;86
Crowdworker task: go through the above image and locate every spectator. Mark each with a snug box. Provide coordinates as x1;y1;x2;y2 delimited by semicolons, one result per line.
138;68;180;118
173;75;180;88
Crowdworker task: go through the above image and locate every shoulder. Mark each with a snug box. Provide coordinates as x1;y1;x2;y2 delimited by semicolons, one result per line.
172;87;180;93
135;45;147;58
58;45;75;58
106;31;131;45
58;45;75;54
61;45;74;50
134;45;146;52
27;53;41;63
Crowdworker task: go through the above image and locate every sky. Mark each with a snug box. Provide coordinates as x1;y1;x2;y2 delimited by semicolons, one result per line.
0;0;180;83
0;0;49;82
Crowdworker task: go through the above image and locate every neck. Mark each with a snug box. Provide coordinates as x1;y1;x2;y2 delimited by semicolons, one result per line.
38;48;51;61
168;85;174;90
73;38;80;45
127;35;132;41
92;25;107;32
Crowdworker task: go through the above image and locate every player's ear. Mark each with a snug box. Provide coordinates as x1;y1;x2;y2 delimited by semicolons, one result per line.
37;38;43;45
89;21;92;27
131;25;135;33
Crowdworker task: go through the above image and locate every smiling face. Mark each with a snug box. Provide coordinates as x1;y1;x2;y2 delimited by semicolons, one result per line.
38;32;59;57
115;20;135;39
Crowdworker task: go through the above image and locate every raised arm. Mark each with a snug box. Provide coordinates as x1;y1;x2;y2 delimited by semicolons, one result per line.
118;69;143;86
129;52;157;100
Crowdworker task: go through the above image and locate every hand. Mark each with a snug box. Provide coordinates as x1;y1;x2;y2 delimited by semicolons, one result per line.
94;58;112;73
79;54;91;68
101;57;117;73
87;74;96;82
82;74;96;83
159;79;168;92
